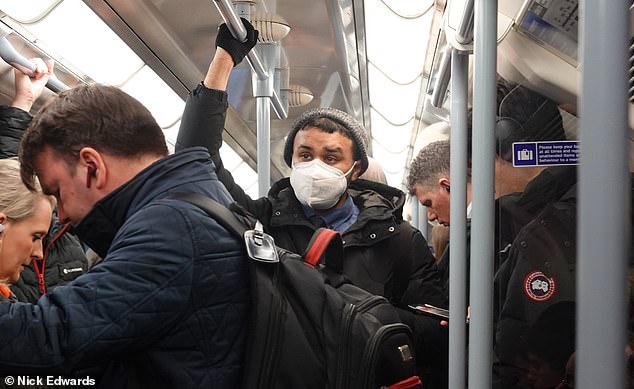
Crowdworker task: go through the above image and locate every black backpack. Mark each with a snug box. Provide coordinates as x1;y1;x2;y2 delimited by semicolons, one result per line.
173;193;423;389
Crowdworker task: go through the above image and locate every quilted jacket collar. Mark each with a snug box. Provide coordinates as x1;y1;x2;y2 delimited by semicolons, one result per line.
74;147;216;258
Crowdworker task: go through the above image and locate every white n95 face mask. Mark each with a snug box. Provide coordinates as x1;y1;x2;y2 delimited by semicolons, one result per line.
290;159;355;210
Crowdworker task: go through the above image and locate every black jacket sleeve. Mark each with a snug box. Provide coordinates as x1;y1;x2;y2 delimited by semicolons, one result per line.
176;84;271;220
399;224;447;309
0;105;32;158
391;223;449;388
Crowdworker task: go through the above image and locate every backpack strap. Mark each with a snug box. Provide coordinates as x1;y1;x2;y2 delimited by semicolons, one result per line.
303;228;344;272
170;193;280;263
390;221;414;304
169;193;246;237
173;194;344;271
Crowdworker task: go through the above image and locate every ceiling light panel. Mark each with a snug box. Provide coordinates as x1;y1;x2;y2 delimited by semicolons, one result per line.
364;0;433;84
380;0;434;17
368;63;422;125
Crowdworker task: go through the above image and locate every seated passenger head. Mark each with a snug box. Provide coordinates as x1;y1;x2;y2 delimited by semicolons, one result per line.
19;84;169;226
494;81;566;162
283;107;369;210
407;140;457;226
0;159;54;284
468;79;566;162
468;79;567;197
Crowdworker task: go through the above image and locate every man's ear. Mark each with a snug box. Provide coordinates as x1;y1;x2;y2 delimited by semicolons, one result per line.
0;213;7;225
0;213;7;235
78;147;107;190
438;177;451;193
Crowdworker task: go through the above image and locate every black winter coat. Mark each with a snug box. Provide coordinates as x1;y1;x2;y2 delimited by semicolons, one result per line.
0;105;88;303
492;166;578;388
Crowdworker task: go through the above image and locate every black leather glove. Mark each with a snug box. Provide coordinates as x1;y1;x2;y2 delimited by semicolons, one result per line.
215;18;259;67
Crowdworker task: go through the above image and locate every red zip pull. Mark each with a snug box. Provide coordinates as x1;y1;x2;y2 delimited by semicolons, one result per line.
384;376;423;389
37;272;46;294
0;284;11;299
33;222;69;296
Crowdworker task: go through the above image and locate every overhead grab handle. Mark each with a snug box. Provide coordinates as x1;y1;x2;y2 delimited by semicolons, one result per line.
456;0;474;44
211;0;288;120
430;45;452;108
212;0;267;80
0;37;69;93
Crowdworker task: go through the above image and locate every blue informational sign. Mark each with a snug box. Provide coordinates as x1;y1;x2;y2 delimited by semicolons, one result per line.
512;141;579;167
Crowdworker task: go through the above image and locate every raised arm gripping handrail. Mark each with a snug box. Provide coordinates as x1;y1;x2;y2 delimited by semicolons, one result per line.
0;37;69;93
212;0;288;119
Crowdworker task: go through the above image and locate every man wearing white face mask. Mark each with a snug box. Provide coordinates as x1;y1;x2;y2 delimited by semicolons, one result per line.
283;106;371;233
291;159;353;208
176;19;448;389
290;148;357;210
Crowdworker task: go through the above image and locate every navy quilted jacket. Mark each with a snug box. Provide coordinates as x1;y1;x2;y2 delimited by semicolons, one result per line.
0;148;249;388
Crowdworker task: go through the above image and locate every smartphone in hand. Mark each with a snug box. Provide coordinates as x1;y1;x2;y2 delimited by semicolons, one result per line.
408;304;450;320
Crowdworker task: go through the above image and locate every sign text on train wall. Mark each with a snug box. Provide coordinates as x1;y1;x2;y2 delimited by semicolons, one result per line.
512;141;579;167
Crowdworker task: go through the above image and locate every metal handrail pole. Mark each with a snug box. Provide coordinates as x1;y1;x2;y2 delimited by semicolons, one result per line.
448;48;469;389
256;96;271;197
468;0;497;387
576;1;631;388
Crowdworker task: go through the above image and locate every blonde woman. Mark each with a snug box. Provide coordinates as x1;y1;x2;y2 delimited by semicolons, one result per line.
0;159;54;301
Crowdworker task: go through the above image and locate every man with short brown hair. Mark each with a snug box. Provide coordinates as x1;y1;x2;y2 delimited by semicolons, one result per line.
0;83;251;388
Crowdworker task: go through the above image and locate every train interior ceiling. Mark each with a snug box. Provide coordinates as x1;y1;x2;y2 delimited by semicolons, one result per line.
0;0;630;204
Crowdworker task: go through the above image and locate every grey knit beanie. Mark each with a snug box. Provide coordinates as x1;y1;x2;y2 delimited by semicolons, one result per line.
283;107;369;174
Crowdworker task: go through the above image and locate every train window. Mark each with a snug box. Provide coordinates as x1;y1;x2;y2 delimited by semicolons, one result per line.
21;0;144;86
218;144;259;200
230;161;259;199
163;118;259;199
163;120;180;154
121;66;184;128
0;0;59;23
